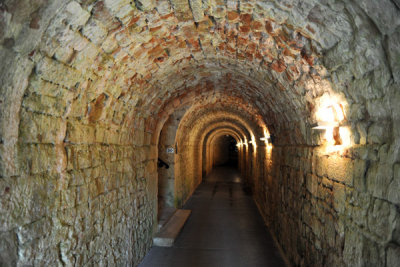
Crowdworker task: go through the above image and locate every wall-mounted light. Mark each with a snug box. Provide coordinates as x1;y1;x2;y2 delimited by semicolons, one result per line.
260;136;271;145
260;133;275;145
312;104;343;128
312;103;345;145
311;121;339;129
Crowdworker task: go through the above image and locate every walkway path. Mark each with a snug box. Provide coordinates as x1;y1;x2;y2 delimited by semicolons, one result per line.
139;167;286;267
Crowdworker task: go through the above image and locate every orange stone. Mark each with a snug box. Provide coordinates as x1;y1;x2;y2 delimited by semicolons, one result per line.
270;59;286;73
240;14;252;26
239;25;250;33
251;21;263;31
227;11;239;21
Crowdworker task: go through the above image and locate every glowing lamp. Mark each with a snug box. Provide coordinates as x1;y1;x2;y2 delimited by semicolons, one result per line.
311;121;339;129
312;103;346;145
312;104;343;129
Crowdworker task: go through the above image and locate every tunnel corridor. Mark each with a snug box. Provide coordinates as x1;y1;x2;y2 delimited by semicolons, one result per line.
140;166;286;267
0;0;400;266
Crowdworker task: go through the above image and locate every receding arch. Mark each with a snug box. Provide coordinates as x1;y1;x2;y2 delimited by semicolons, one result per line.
0;1;397;266
203;128;243;176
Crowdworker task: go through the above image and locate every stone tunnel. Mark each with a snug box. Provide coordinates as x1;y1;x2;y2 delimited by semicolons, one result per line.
0;0;399;266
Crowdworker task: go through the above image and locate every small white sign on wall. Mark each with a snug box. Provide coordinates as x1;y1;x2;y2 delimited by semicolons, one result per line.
166;147;174;154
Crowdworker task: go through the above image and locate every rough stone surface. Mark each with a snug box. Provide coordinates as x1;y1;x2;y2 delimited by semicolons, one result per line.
0;0;399;266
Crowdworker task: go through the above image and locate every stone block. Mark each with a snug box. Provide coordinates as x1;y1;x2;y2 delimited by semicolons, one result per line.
357;0;400;35
366;97;390;121
316;155;354;186
367;121;391;144
353;159;367;192
82;18;108;45
387;246;400;267
20;111;64;144
356;122;368;145
367;162;393;200
388;163;400;205
0;230;18;266
91;0;122;32
66;121;95;144
65;145;92;170
317;183;331;201
17;218;51;244
22;94;68;117
104;0;136;25
361;237;385;266
6;174;57;228
102;34;119;54
333;182;346;214
70;42;99;74
348;103;366;122
343;227;363;266
64;1;91;30
189;0;204;22
392;93;400;137
367;198;395;241
136;0;155;11
133;129;145;146
321;177;333;189
21;144;58;174
170;0;192;20
68;170;86;187
306;173;318;196
27;75;71;98
35;57;81;88
324;214;336;248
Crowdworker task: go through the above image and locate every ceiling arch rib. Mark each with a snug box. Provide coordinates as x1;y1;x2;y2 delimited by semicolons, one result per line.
205;127;244;145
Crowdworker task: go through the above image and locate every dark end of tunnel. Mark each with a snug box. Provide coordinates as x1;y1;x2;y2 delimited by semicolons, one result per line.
1;1;399;267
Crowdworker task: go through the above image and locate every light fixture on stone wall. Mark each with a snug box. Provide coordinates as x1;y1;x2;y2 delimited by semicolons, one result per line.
249;136;257;151
260;136;270;146
260;131;274;147
312;103;345;145
249;138;256;146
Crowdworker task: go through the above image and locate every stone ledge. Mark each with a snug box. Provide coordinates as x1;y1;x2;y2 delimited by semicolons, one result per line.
153;209;191;247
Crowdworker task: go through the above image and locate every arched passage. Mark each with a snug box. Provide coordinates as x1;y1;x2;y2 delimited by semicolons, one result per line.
0;0;399;266
204;129;242;176
210;134;238;165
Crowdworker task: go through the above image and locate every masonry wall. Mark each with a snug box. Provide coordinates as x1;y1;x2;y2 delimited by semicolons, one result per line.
1;115;156;265
1;0;399;266
174;134;202;208
0;55;159;265
252;143;400;266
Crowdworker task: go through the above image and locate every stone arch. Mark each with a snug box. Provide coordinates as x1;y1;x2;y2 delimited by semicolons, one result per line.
0;0;399;266
203;128;243;176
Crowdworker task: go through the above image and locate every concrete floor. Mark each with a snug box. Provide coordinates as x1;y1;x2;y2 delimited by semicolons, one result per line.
139;167;286;267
